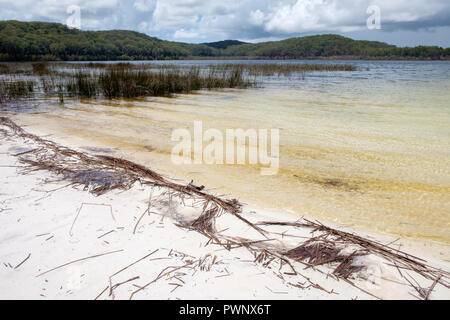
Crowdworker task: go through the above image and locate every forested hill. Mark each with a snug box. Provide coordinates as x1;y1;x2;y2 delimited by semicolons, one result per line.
202;40;248;50
1;20;449;61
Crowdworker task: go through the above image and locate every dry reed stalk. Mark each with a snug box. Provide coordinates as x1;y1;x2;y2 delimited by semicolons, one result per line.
424;274;442;300
36;249;124;278
14;253;31;269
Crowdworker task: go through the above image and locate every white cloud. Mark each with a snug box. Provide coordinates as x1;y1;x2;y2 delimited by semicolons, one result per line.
249;9;265;26
134;0;156;12
260;0;450;34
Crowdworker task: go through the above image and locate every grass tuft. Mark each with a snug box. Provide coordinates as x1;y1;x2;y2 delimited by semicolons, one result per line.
0;79;34;103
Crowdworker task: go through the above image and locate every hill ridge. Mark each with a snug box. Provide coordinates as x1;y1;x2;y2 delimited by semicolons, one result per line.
0;20;448;61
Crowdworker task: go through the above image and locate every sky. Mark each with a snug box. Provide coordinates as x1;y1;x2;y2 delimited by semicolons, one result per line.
1;0;450;47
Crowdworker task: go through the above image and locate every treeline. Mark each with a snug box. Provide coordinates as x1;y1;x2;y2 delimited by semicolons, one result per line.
0;20;193;61
1;20;449;61
221;35;450;60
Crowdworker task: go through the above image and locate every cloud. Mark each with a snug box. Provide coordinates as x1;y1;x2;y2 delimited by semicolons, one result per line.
173;28;200;40
258;0;450;34
133;0;156;12
249;10;265;26
0;0;449;46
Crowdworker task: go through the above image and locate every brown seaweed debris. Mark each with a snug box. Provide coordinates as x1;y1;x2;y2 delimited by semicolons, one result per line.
182;206;222;245
258;219;450;289
284;240;365;277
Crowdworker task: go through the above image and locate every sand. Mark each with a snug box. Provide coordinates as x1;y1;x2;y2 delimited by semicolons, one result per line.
0;118;449;300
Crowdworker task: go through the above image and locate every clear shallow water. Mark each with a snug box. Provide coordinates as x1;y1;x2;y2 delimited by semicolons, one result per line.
7;60;450;243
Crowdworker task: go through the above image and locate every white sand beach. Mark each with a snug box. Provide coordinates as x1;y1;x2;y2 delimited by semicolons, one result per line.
0;116;449;300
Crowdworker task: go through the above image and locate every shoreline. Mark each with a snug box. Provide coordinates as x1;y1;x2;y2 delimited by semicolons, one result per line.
0;116;449;300
3;58;450;63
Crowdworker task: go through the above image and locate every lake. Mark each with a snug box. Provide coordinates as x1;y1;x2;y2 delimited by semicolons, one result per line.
7;60;450;243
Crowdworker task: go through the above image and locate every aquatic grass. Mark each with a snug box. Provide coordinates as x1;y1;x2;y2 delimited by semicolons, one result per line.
31;62;50;75
0;64;9;74
57;84;64;104
38;62;356;80
0;79;35;103
1;62;356;102
65;72;98;98
40;77;55;94
68;65;255;99
0;63;32;75
36;62;354;100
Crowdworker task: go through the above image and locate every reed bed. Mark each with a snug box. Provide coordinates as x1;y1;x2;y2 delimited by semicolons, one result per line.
0;62;356;103
0;79;34;103
55;62;357;75
57;66;252;99
213;63;356;77
10;64;252;100
0;63;41;75
31;62;51;75
0;64;9;74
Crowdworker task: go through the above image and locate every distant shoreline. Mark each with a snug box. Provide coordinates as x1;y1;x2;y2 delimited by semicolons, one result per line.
183;56;450;61
2;21;449;63
2;57;450;63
